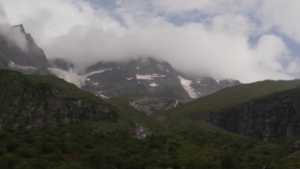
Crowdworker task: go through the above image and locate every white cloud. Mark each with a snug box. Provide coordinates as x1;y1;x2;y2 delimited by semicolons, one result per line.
0;0;299;83
0;4;28;51
152;0;211;12
258;0;300;43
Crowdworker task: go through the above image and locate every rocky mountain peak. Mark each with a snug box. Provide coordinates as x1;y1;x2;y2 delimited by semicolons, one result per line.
12;24;26;34
12;24;35;45
0;24;49;72
48;57;241;101
0;25;241;101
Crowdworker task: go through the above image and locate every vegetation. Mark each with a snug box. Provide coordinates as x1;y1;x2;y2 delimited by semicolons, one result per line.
163;79;300;124
0;69;300;168
0;69;109;105
0;122;297;169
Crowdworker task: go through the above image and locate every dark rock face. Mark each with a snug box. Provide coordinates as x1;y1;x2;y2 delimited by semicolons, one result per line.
82;58;190;99
0;24;49;74
206;88;300;141
77;58;241;100
0;70;118;130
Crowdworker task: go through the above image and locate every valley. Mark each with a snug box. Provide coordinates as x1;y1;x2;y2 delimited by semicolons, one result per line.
0;24;299;169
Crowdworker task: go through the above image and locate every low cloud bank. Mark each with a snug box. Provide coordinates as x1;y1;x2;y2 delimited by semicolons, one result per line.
0;0;300;83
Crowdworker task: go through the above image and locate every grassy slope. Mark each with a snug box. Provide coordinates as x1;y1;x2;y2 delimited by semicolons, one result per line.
163;79;300;124
149;79;300;168
0;69;109;105
0;69;300;168
105;92;300;168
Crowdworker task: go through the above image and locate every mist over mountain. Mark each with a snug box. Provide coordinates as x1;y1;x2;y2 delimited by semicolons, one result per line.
1;1;300;169
1;0;300;83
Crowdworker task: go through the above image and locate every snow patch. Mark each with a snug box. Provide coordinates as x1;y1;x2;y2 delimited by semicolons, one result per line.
85;69;112;77
93;82;98;85
174;100;179;107
166;69;170;72
136;67;139;69
99;94;109;99
224;79;237;83
130;101;140;110
9;62;36;71
95;91;109;99
48;68;111;88
149;82;159;87
178;76;198;99
197;79;202;84
48;68;86;87
136;74;165;80
126;77;133;80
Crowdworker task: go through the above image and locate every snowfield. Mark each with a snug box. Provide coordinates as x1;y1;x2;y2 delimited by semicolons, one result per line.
48;68;112;88
178;76;198;99
136;74;165;80
9;62;37;71
149;82;159;87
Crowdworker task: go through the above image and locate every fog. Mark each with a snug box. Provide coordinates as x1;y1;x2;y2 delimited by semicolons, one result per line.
0;0;300;82
0;4;27;51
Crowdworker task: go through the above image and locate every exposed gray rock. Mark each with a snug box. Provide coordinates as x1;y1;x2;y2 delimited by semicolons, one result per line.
82;58;191;100
0;24;50;75
130;97;181;116
134;124;151;139
80;58;241;100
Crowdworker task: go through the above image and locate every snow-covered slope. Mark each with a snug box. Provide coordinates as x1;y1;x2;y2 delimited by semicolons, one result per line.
178;76;198;98
48;68;112;88
48;57;241;100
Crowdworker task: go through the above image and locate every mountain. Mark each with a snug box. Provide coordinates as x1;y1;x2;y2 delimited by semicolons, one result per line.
0;25;241;102
0;70;294;169
0;24;50;75
49;57;241;101
0;24;300;168
0;69;117;130
162;79;300;123
206;87;300;141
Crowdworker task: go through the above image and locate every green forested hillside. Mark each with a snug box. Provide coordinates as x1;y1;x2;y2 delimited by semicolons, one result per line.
0;69;299;168
163;79;300;123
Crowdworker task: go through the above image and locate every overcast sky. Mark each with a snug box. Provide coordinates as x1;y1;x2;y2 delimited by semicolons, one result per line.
0;0;300;83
